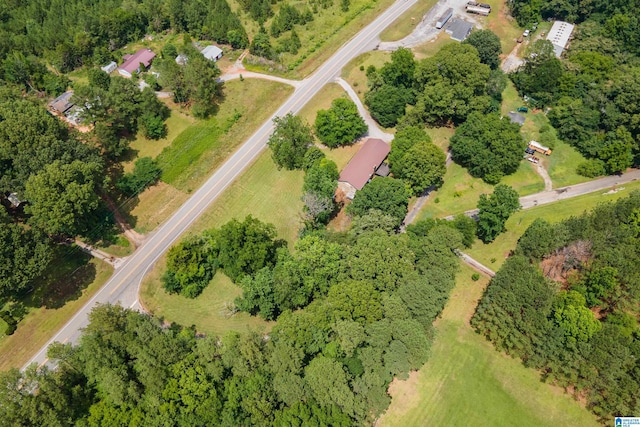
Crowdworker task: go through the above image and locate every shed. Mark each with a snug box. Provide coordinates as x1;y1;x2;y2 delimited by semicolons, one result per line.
546;21;575;58
118;49;156;78
101;61;117;74
48;91;74;114
508;112;525;126
375;162;390;177
339;139;390;196
202;45;223;62
436;8;453;29
445;19;474;42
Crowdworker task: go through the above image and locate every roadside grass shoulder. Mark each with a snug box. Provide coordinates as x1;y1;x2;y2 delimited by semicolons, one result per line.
140;152;302;336
340;51;392;103
297;83;347;134
378;263;599;427
379;0;439;42
125;80;293;232
464;180;640;270
0;253;112;371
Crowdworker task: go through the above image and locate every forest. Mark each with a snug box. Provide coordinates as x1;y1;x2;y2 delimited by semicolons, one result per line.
0;208;463;425
508;0;640;176
472;191;640;420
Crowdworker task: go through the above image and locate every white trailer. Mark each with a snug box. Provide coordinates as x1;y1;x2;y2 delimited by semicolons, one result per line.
436;8;454;29
466;5;490;15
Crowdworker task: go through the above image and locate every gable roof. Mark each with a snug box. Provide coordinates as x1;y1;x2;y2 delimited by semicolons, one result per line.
49;91;74;113
202;45;223;61
339;138;390;190
119;49;156;74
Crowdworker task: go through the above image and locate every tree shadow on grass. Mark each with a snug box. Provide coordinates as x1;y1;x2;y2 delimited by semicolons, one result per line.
24;249;97;310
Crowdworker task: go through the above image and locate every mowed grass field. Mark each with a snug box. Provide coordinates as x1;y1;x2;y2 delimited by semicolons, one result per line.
0;254;112;371
140;83;360;336
124;79;294;233
417;160;544;220
377;263;600;427
465;180;640;270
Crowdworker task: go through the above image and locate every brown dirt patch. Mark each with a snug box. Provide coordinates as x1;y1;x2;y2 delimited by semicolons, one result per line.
540;241;591;287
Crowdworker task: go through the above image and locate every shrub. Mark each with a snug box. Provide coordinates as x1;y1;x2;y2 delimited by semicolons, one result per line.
471;273;480;281
576;159;606;178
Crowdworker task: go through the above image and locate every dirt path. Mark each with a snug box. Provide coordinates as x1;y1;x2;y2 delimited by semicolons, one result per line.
335;77;393;142
101;195;146;248
74;240;125;268
536;163;553;191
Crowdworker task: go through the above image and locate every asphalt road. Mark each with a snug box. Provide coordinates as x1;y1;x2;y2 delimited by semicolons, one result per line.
24;0;422;370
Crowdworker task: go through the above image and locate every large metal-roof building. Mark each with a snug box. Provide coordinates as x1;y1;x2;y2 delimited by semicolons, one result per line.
546;21;575;58
338;138;390;198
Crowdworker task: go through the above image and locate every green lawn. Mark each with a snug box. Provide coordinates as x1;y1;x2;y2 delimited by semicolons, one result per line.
297;83;347;134
124;80;294;233
412;32;455;60
483;0;522;56
340;51;391;103
156;80;294;192
377;263;600;427
123;104;195;173
0;254;112;371
417;160;543;220
545;139;590;188
465;180;640;270
379;0;439;42
140;152;304;336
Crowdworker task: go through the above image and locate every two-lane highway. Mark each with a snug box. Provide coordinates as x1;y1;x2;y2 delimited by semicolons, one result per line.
24;0;421;370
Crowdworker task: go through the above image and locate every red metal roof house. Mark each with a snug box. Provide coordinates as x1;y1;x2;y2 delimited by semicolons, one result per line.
118;49;156;78
338;138;390;198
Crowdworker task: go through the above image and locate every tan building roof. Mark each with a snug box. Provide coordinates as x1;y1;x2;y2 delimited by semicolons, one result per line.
339;138;390;190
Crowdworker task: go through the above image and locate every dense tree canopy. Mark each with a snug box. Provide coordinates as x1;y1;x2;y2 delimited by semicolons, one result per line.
463;29;502;70
450;112;526;184
473;192;640;420
314;98;367;148
268;114;313;170
476;184;520;243
347;177;409;227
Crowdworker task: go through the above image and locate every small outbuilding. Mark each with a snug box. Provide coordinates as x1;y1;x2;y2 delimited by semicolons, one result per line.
118;49;156;78
508;111;526;126
48;91;74;114
101;61;117;74
202;45;223;62
338;138;391;199
445;19;474;42
546;21;575;58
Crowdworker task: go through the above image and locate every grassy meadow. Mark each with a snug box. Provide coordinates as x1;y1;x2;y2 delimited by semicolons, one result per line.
377;263;600;427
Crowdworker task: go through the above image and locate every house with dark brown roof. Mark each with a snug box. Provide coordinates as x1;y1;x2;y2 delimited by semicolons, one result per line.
338;138;390;199
118;49;156;78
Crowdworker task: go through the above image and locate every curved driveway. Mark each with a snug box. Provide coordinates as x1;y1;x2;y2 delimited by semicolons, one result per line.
24;0;422;370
